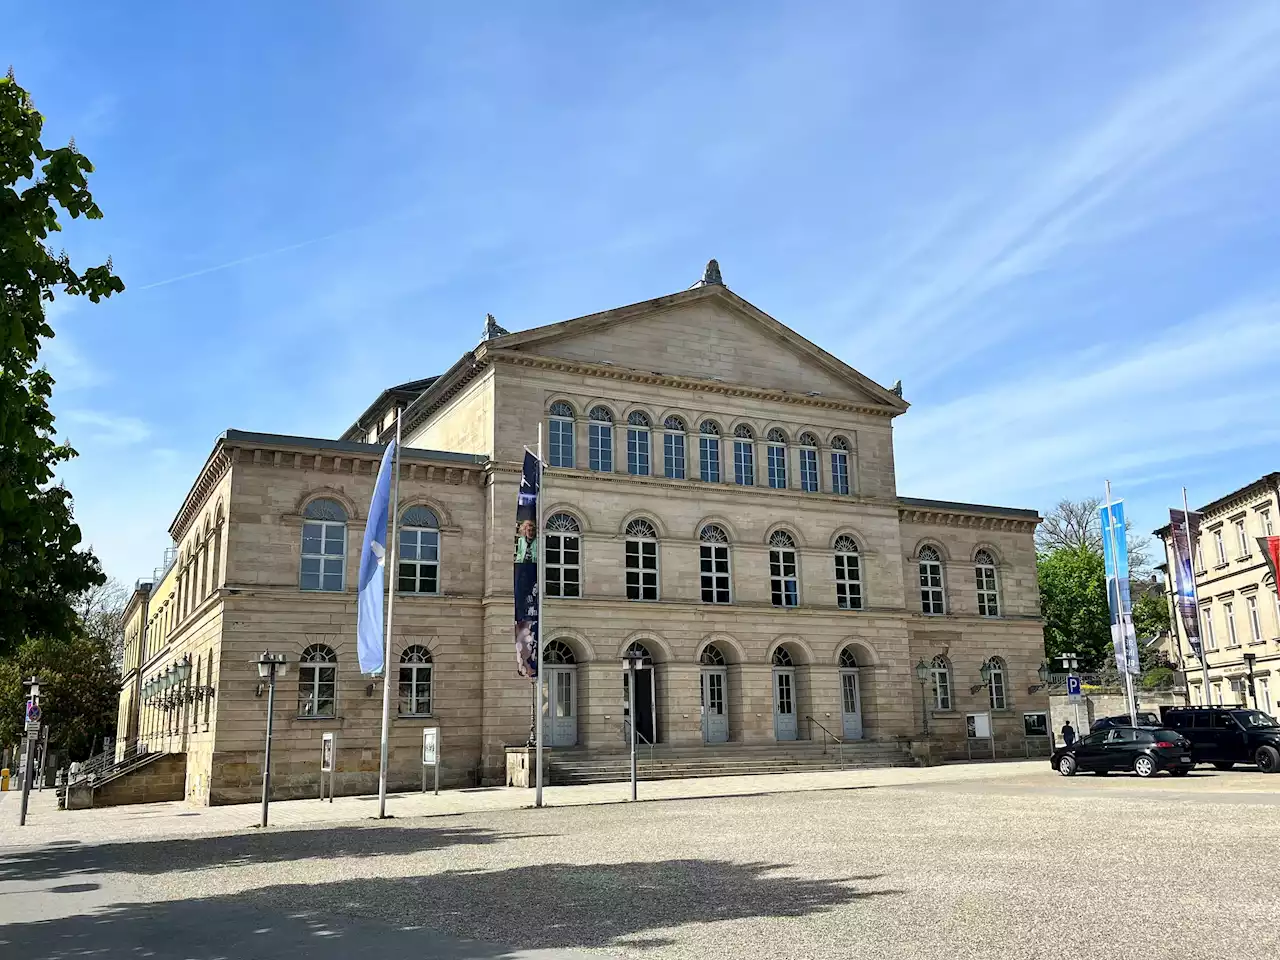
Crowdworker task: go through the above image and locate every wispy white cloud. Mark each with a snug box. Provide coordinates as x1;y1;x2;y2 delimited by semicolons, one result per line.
60;410;151;447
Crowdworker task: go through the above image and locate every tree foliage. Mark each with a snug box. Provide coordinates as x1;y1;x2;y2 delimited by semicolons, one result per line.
1131;586;1170;642
1037;547;1112;671
1036;496;1152;579
76;576;129;666
0;70;122;657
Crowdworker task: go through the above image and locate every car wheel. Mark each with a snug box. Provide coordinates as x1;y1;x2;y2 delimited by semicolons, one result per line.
1058;755;1077;776
1213;762;1235;771
1134;755;1157;778
1256;745;1280;774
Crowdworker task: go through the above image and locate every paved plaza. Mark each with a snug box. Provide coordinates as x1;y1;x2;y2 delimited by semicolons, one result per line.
1;762;1278;959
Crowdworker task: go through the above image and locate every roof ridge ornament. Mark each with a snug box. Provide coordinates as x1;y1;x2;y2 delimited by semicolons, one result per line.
480;313;510;342
702;258;723;286
891;379;903;398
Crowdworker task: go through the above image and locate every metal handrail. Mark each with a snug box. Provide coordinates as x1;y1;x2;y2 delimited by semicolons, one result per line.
621;718;655;763
804;716;846;768
65;738;150;787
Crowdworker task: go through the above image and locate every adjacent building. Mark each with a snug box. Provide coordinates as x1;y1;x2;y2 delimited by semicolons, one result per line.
1156;473;1280;714
115;263;1047;805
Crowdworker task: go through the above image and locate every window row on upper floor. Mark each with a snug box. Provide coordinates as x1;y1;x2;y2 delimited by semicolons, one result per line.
927;654;1013;712
1195;507;1275;571
546;400;855;494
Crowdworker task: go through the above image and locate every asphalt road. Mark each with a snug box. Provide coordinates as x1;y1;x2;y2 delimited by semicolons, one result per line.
2;768;1277;960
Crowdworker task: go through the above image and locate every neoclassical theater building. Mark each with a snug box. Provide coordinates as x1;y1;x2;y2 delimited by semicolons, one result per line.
115;263;1045;804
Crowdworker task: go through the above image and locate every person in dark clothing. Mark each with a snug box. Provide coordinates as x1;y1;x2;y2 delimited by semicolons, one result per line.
1061;721;1076;745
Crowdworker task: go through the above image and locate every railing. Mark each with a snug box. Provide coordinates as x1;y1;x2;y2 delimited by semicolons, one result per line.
64;738;150;788
621;719;655;763
805;716;846;768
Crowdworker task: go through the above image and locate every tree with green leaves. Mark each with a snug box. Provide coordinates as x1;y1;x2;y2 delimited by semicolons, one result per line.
1038;546;1112;671
1;69;122;658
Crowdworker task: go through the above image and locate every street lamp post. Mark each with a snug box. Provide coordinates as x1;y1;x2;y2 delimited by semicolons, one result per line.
18;676;42;827
257;652;288;828
1244;653;1258;708
914;659;930;736
623;652;645;801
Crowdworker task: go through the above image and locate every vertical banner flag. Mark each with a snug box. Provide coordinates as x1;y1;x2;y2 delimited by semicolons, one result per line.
514;451;541;678
1169;508;1204;658
1259;536;1280;588
357;438;397;675
1100;499;1140;675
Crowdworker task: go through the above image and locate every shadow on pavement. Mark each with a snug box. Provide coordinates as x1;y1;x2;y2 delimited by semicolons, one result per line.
0;824;514;883
0;859;900;958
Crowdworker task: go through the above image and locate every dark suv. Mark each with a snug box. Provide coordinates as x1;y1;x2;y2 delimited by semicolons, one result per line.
1091;712;1160;731
1160;706;1280;773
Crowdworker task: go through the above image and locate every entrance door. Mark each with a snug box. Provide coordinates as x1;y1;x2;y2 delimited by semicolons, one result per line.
623;668;656;744
701;668;729;743
543;667;577;746
773;668;798;741
840;668;863;740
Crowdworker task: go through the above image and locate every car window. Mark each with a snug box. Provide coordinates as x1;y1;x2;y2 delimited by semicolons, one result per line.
1080;732;1108;746
1133;730;1155;743
1232;710;1279;729
1212;712;1238;730
1108;729;1135;743
1164;713;1187;729
1139;713;1160;726
1153;729;1183;742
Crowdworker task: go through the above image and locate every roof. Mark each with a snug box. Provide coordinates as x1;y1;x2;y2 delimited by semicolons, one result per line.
1152;472;1280;536
897;496;1041;521
222;429;487;465
341;376;440;441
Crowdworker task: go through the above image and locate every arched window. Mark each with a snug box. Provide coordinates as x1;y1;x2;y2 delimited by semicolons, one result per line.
834;535;863;610
301;498;347;592
930;654;952;711
975;550;999;617
839;646;858;669
769;530;799;607
543;639;577;664
545;514;581;598
398;645;433;716
766;428;788;489
830;436;851;495
986;656;1008;710
549;401;575;468
919;545;945;614
626;411;652;476
699;524;731;604
399;505;440;595
733;424;755;486
772;646;794;667
625;640;653;664
588;406;614;472
699;420;722;483
663;416;687;480
700;643;726;666
625;518;659;601
298;644;337;718
798;432;820;492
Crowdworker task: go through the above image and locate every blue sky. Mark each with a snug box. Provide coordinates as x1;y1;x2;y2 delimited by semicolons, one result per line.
11;2;1280;582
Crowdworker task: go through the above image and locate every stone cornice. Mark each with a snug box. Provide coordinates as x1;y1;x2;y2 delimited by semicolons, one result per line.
897;505;1040;534
168;447;233;542
483;349;901;419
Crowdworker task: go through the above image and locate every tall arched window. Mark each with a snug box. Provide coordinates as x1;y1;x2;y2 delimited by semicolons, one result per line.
986;656;1008;710
919;545;945;614
834;535;863;610
766;428;788;489
625;518;659;601
298;644;337;717
733;424;755;486
975;549;999;617
930;655;952;711
830;436;851;495
398;645;433;716
626;411;652;476
301;498;347;592
548;401;576;468
545;514;581;598
663;416;687;480
699;524;731;604
398;505;441;594
769;530;799;607
588;406;614;472
699;420;721;483
798;432;820;492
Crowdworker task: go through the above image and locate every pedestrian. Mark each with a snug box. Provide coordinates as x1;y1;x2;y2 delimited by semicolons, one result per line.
1061;720;1076;745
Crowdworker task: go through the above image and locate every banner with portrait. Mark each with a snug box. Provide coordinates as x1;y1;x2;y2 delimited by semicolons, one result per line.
514;450;541;678
1169;508;1204;658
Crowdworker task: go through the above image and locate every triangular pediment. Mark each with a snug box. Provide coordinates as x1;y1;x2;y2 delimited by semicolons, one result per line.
484;285;906;413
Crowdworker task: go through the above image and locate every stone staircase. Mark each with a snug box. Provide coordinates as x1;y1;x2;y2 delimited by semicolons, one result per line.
545;740;918;786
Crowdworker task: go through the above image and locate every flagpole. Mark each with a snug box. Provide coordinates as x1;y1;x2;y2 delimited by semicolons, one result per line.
377;411;403;819
1104;481;1138;726
1183;486;1213;704
535;422;546;808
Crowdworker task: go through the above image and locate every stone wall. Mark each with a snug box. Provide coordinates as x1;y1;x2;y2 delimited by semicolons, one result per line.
66;753;187;809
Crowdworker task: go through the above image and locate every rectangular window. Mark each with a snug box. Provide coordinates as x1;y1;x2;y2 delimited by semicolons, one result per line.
976;565;999;617
1247;595;1263;643
989;670;1007;711
397;528;440;594
770;549;799;607
835;553;863;610
664;432;686;479
1264;510;1274;537
627;428;650;476
1195;539;1205;573
549;418;575;468
1202;607;1216;650
733;440;754;485
831;451;850;495
767;444;787;489
1259;677;1272;714
932;667;951;711
700;544;731;603
1215;529;1226;565
699;436;720;483
1237;520;1249;558
799;448;819;492
589;423;613;472
920;562;945;614
625;539;658;600
397;664;432;716
1225;602;1238;646
545;533;581;598
301;521;345;591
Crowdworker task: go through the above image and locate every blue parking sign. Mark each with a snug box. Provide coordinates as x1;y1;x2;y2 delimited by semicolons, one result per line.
1066;676;1082;702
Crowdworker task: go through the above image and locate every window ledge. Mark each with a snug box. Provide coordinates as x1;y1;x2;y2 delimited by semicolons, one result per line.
1249;639;1268;646
1237;555;1253;562
294;715;341;723
1214;563;1230;571
396;714;436;722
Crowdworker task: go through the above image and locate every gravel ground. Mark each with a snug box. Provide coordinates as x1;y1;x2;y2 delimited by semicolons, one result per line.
2;770;1278;960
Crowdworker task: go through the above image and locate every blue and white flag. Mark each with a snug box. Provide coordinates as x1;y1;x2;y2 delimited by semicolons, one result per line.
357;439;397;675
1100;499;1140;676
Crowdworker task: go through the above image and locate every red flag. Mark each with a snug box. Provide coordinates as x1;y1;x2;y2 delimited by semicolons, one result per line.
1260;536;1280;587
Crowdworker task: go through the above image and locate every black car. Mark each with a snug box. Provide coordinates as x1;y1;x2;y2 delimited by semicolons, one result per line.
1159;706;1280;773
1052;726;1194;778
1090;712;1161;731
